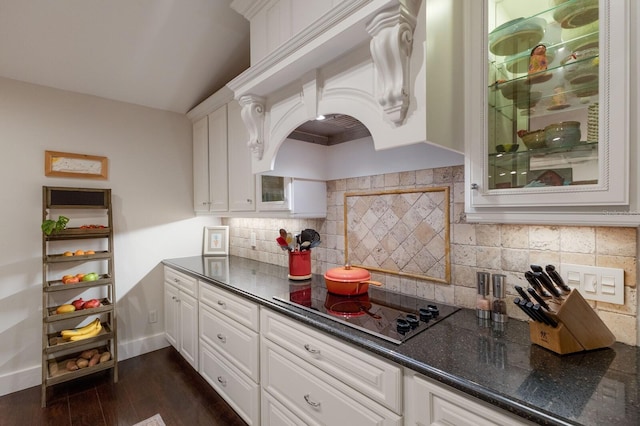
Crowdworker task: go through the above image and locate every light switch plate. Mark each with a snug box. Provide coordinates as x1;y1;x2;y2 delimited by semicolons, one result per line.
559;263;624;305
250;232;257;248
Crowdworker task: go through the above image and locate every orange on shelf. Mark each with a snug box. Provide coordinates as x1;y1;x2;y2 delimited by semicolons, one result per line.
86;250;95;255
74;250;85;256
63;251;73;257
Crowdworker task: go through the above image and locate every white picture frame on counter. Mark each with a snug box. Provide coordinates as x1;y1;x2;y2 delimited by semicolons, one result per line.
203;226;229;256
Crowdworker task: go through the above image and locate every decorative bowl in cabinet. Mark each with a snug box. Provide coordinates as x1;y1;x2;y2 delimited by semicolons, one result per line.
496;144;519;153
519;129;547;150
489;17;546;56
553;0;599;29
544;121;582;147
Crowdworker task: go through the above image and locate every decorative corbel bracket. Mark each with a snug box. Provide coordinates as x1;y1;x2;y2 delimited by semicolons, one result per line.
366;0;422;126
239;95;266;160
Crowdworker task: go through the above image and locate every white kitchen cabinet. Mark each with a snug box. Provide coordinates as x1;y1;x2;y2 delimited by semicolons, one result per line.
198;281;260;425
163;267;198;369
261;337;402;425
404;370;532;426
256;176;327;218
193;106;229;213
228;99;257;212
464;0;637;226
260;309;403;424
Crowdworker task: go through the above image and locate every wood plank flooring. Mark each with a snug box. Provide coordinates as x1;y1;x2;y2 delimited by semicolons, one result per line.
0;347;248;426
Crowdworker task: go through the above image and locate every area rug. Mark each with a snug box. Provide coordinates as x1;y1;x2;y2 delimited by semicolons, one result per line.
133;414;165;426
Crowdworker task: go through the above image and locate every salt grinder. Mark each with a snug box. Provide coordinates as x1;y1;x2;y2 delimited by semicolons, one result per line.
492;274;508;323
476;272;491;319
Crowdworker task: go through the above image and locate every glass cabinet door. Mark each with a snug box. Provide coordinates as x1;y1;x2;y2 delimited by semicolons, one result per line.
465;0;629;213
488;0;599;190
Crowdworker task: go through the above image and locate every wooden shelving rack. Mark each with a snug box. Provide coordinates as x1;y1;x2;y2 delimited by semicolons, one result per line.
41;186;118;407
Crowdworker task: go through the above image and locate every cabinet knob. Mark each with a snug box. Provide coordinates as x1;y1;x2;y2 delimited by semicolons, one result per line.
303;394;321;408
217;300;226;308
246;199;252;204
217;376;227;386
303;344;320;355
471;183;479;190
216;333;226;343
174;278;180;283
171;296;178;301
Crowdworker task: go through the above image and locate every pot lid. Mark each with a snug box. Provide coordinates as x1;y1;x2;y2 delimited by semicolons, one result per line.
324;264;371;282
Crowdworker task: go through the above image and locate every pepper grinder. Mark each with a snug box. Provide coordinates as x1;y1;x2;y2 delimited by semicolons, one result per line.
476;272;491;319
492;274;508;323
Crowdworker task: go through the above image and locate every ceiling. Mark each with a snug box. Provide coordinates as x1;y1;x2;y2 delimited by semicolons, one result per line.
0;0;250;113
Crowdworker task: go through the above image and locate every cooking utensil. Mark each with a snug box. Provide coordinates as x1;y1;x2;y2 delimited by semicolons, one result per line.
527;287;552;311
513;297;539;322
545;265;572;293
532;304;558;327
324;264;382;296
300;228;321;249
514;285;532;303
531;265;564;298
533;271;563;300
276;236;290;250
524;271;551;298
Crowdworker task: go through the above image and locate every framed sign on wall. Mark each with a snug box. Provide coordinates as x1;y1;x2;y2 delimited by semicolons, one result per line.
44;151;108;180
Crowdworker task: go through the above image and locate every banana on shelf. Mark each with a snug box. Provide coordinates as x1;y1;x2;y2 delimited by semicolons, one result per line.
60;318;102;341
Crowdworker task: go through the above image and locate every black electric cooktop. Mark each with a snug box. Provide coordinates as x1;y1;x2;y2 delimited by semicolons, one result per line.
274;280;459;344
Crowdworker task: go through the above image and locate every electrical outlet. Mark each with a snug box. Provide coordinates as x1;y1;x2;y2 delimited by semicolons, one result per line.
148;309;157;324
559;263;624;305
250;232;257;248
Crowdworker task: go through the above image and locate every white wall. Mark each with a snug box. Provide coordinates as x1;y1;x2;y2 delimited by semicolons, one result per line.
0;77;218;396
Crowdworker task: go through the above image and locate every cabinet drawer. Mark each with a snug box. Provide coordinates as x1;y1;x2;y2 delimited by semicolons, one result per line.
199;302;259;382
200;341;260;426
404;370;532;426
164;266;197;297
261;309;402;413
199;281;259;332
262;339;402;426
261;388;306;426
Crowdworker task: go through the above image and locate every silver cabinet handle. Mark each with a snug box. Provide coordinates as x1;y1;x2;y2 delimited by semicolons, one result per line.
471;183;479;190
171;296;179;302
217;376;227;386
216;333;226;343
174;278;179;283
246;199;252;203
304;344;320;355
304;394;321;408
217;300;226;308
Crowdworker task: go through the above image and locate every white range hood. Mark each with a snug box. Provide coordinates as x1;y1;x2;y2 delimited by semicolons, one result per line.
228;0;442;174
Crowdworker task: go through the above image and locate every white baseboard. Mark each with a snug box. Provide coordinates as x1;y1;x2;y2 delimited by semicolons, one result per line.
0;333;170;397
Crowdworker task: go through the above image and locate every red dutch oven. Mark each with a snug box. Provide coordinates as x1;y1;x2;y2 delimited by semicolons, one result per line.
323;264;382;296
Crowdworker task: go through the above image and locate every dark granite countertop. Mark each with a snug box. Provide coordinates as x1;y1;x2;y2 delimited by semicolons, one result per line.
163;256;639;426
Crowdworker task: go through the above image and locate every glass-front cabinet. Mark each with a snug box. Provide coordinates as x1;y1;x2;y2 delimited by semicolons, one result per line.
464;0;635;225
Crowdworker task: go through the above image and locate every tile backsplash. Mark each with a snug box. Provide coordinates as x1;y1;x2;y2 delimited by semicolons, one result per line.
225;165;638;345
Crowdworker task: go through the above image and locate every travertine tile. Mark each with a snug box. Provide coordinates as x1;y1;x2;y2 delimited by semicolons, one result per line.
434;283;454;304
476;247;502;270
452;244;477;267
400;276;418;296
596;227;637;257
399;171;416;186
454;285;476;309
501;225;529;248
501;248;529;272
453;223;476;245
598;311;637;346
559;252;595;266
529;226;560;251
416;169;434;185
433;167;454;183
475;224;501;247
560;226;595;253
417;281;436;300
529;250;560;267
384;173;399;188
451;264;477;288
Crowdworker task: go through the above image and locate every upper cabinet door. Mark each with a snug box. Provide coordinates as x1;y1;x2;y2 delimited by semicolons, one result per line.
464;0;635;225
227;100;256;212
208;105;229;212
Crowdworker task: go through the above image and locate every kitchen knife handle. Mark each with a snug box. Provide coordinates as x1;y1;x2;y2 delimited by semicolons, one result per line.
525;301;550;325
533;271;562;298
513;297;538;322
527;287;551;311
545;265;571;293
532;304;558;327
524;271;551;298
514;285;531;303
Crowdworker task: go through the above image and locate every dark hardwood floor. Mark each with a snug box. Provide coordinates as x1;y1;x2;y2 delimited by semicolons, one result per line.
0;347;248;426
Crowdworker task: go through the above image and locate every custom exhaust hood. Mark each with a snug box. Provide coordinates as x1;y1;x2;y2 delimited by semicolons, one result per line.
228;0;430;174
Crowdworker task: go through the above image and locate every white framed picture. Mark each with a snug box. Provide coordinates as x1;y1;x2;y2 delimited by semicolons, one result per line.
203;226;229;256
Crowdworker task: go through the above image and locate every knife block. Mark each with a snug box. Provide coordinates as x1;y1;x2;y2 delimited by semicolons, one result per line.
528;289;616;355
